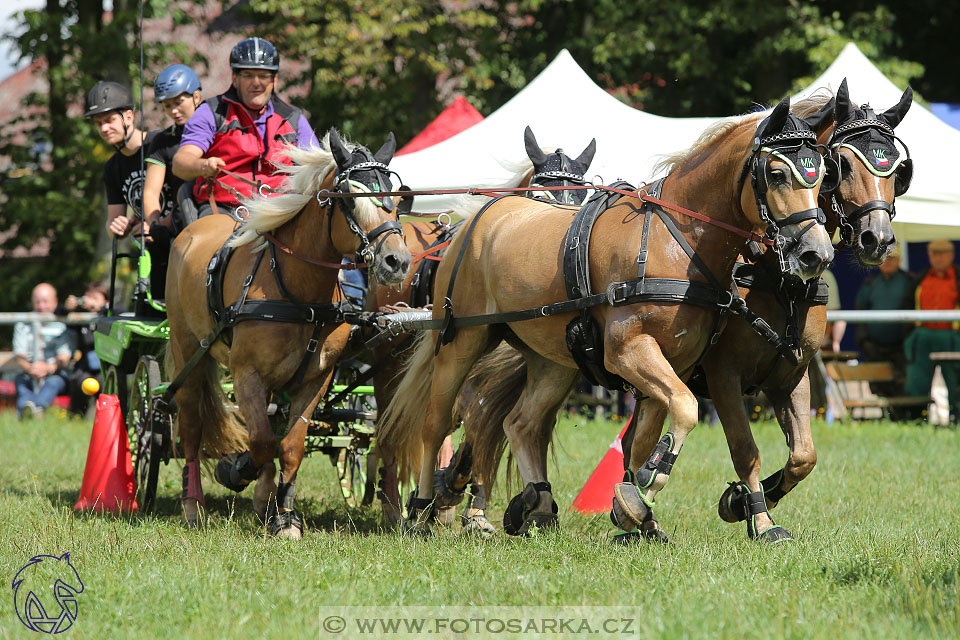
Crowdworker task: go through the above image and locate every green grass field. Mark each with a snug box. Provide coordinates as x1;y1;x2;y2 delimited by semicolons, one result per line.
0;409;957;639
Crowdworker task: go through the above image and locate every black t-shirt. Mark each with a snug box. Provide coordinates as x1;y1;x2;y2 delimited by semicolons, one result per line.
146;124;185;203
103;129;175;220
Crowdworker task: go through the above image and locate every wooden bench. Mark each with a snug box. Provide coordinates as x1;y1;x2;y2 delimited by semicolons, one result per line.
824;360;930;419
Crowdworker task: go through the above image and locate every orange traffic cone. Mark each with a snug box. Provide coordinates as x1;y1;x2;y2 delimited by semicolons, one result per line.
74;394;138;513
571;419;631;514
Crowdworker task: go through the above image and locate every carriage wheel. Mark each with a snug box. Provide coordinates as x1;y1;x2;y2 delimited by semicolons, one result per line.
128;356;165;513
337;447;369;507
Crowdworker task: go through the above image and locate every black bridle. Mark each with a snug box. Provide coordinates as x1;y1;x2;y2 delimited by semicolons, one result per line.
326;159;411;265
736;127;831;275
528;150;592;205
825;115;912;245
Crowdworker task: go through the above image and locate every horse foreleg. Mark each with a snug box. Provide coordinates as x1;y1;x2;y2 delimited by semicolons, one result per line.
765;372;817;507
615;398;669;542
709;369;789;541
609;335;698;536
170;337;209;528
500;354;579;536
408;327;490;534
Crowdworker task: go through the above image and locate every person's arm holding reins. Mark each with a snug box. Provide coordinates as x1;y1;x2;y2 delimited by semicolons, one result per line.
143;162;173;232
172;144;224;181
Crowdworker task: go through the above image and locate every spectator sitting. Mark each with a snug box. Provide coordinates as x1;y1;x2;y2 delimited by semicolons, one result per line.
58;283;109;416
821;268;847;352
855;245;912;399
12;283;76;420
903;238;960;422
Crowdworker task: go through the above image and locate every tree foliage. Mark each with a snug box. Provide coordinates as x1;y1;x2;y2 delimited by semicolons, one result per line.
0;0;950;316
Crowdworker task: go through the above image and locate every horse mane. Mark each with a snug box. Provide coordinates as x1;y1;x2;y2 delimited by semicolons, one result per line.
654;112;763;176
790;87;835;118
230;131;379;250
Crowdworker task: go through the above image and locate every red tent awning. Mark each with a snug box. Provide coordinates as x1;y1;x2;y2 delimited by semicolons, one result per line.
396;96;483;155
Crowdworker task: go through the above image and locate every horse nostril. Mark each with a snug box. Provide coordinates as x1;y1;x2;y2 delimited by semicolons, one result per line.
858;230;879;254
799;250;824;272
384;254;398;271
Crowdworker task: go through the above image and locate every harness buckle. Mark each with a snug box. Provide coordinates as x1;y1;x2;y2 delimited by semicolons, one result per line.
258;183;271;198
242;274;254;287
316;190;332;207
608;282;630;305
306;338;318;353
305;307;315;323
717;291;735;309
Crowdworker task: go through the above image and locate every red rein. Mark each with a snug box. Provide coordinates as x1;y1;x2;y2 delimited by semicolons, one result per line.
262;183;775;271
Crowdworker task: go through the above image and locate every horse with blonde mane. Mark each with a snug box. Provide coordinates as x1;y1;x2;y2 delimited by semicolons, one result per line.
368;126;597;531
453;80;915;542
620;79;915;543
165;129;411;538
379;96;835;537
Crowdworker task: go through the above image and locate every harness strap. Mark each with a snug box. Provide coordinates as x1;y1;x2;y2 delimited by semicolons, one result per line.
435;196;509;353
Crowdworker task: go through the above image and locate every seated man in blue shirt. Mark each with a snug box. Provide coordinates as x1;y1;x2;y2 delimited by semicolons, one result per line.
12;283;76;420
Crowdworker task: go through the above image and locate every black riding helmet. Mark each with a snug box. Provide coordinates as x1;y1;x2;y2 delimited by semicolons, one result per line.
83;81;134;118
84;81;136;151
229;37;279;72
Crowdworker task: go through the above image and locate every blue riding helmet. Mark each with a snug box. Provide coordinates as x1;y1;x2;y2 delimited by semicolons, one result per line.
154;64;202;103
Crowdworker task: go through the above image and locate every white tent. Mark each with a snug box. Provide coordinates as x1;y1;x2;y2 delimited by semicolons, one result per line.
391;44;960;242
795;43;960;242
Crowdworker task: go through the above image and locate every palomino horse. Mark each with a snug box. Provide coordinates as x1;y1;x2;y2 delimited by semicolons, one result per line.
619;80;914;542
453;81;914;541
379;96;835;536
369;126;597;530
165;130;411;538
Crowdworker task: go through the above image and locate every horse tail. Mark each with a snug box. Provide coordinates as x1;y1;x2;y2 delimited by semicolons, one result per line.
197;356;248;457
376;331;435;482
458;343;527;494
167;342;248;462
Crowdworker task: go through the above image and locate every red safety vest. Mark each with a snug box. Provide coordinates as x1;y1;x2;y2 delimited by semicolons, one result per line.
193;88;301;206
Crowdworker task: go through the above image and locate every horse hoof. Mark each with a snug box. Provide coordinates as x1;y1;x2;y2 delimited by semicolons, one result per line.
267;510;304;539
753;525;794;544
435;506;457;527
181;498;205;529
611;482;651;530
718;481;749;523
460;514;496;539
516;512;559;537
432;468;466;509
401;518;433;538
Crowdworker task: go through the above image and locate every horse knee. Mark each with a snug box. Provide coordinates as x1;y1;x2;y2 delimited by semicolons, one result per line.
785;447;817;482
249;431;278;461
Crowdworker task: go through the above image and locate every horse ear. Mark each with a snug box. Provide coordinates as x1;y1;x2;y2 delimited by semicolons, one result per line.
575;138;597;169
374;131;397;164
801;97;835;137
881;86;913;130
328;128;352;169
835;77;854;124
523;126;547;165
761;96;791;136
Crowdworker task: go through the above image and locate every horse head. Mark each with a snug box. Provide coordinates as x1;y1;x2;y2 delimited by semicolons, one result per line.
522;125;597;205
819;77;912;265
739;95;835;280
327;129;412;286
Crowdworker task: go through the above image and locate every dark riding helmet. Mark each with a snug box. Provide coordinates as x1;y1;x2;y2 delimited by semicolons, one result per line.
229;37;279;72
154;64;202;103
83;81;134;118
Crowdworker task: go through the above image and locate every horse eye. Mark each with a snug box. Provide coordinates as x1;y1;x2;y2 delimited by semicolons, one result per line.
839;156;852;179
769;169;787;184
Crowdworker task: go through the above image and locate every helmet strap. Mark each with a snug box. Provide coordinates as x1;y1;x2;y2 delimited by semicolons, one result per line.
114;110;137;152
